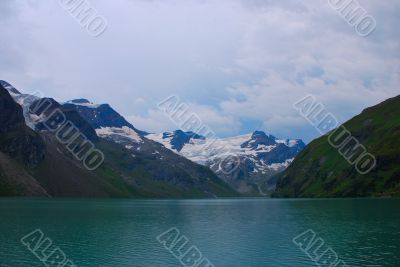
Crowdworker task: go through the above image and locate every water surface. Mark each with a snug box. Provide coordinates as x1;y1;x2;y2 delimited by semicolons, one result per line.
0;198;399;266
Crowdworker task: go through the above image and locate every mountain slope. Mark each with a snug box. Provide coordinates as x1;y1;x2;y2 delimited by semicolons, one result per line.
273;95;400;197
0;152;48;196
0;83;48;196
147;130;305;195
0;83;45;168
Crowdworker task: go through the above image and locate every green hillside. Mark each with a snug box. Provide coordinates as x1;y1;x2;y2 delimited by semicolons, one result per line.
273;95;400;198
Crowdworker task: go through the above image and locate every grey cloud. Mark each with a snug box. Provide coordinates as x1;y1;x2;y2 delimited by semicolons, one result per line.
0;0;398;141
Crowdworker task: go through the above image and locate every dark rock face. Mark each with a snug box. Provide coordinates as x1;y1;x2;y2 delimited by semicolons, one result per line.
0;84;25;133
163;130;204;152
69;98;91;104
241;131;277;149
257;142;305;165
63;102;145;134
59;106;99;141
0;84;45;168
30;97;61;115
31;98;98;141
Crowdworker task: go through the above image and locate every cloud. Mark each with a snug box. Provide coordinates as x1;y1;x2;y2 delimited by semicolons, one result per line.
216;0;400;141
0;0;398;142
126;110;176;134
127;102;240;136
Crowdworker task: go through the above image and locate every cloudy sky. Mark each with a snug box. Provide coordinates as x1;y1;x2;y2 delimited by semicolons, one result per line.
0;0;399;142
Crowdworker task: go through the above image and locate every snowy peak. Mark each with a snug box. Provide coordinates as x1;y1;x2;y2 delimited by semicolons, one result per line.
0;81;43;130
0;80;22;95
146;129;305;194
64;99;149;145
241;131;277;150
64;100;140;131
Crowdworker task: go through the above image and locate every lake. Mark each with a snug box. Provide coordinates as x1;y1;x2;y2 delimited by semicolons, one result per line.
0;198;399;267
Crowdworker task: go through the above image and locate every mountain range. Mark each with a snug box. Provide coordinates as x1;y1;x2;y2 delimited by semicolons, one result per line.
0;81;237;198
1;79;398;198
147;130;305;194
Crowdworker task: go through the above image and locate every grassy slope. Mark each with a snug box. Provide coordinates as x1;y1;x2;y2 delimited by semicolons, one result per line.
95;139;238;198
29;134;238;198
0;132;237;198
0;152;48;196
273;95;400;198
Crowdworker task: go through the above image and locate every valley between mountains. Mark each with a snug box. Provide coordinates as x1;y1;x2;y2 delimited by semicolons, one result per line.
0;80;399;198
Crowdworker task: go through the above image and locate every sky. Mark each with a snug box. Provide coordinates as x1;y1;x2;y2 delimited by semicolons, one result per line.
0;0;399;142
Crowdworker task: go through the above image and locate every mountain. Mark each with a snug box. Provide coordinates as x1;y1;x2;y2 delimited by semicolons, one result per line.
0;83;136;197
64;99;146;135
64;98;237;197
0;84;45;168
0;80;21;95
31;98;99;141
0;81;237;198
0;83;47;196
273;95;400;198
147;130;305;195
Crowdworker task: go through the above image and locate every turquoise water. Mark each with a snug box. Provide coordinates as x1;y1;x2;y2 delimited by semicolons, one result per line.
0;198;399;267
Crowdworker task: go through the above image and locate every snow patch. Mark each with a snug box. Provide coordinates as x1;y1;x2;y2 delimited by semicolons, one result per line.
267;158;294;171
10;93;41;130
96;126;142;143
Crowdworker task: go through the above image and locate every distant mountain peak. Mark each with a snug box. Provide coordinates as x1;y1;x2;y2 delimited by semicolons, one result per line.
69;98;91;104
242;130;277;149
252;130;267;137
66;98;100;108
251;130;277;140
64;99;148;136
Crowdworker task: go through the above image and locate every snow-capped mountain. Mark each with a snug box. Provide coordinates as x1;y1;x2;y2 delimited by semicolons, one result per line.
62;98;237;196
0;80;43;129
2;80;303;196
63;98;146;149
147;130;305;194
0;81;237;197
64;99;146;133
